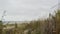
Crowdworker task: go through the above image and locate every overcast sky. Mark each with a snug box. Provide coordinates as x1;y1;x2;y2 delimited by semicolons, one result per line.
0;0;58;21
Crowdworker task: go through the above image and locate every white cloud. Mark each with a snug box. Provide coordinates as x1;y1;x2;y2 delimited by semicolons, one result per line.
0;0;58;21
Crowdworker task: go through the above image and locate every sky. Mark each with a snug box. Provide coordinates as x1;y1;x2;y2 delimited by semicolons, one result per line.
0;0;58;21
